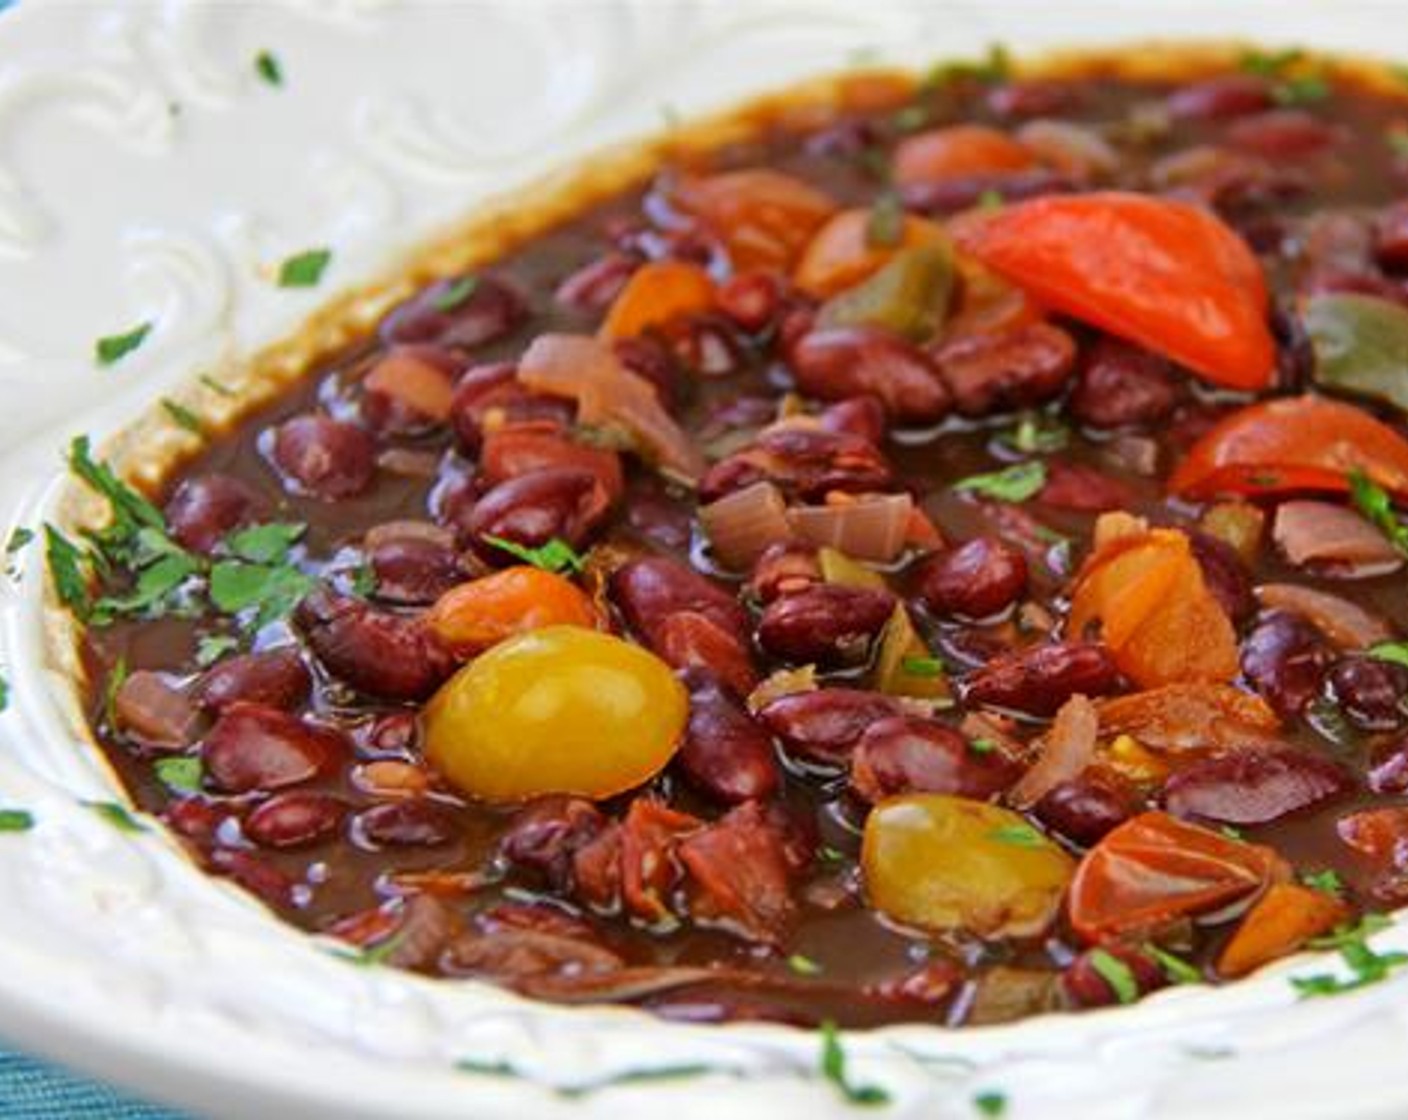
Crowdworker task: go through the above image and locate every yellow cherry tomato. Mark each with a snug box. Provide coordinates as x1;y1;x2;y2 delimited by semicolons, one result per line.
423;625;687;802
862;794;1074;938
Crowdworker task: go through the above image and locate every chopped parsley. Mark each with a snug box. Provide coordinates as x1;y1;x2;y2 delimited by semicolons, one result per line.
7;527;33;557
1239;47;1307;76
1143;943;1203;985
1293;914;1408;998
977;188;1005;212
1302;868;1346;897
277;247;332;288
953;461;1047;503
968;737;997;755
254;50;283;86
1351;471;1408;558
900;654;945;678
0;671;8;712
208;560;315;632
195;633;241;667
987;823;1044;848
818;1020;890;1107
788;953;823;976
0;809;34;832
85;799;148;834
199;374;235;398
923;43;1011;90
1372;641;1408;669
1088;948;1139;1004
335;930;406;968
154;756;203;795
433;275;479;312
483;535;585;575
817;844;848;866
1273;74;1330;105
1220;825;1245;841
161;399;203;435
1002;414;1068;455
95;321;153;367
972;1090;1008;1117
351;563;377;598
225;522;305;564
45;524;90;618
865;190;905;248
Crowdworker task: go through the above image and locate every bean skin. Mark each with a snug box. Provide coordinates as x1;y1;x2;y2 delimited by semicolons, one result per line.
963;641;1120;716
756;688;904;765
756;583;896;665
269;414;376;500
165;474;268;554
676;670;781;804
933;322;1077;416
196;649;311;713
912;537;1027;620
789;326;951;425
245;792;347;849
467;467;613;563
202;702;346;794
850;716;1020;803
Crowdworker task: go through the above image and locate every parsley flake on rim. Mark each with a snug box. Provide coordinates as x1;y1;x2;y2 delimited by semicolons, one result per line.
85;800;148;834
818;1020;891;1107
972;1090;1008;1117
433;275;479;312
1293;914;1408;998
0;808;34;833
277;247;332;288
161;399;203;435
254;50;283;86
483;535;585;575
953;461;1047;503
95;321;153;367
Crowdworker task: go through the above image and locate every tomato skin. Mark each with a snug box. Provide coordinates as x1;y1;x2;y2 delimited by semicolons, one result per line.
793;208;947;298
1169;395;1408;499
598;260;714;341
1067;810;1286;943
955;192;1275;390
893;125;1037;186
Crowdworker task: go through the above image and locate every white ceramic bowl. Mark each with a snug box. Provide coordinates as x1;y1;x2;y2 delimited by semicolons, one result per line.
5;2;1408;1117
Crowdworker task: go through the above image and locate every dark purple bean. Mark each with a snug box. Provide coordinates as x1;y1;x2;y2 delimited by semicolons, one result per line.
196;648;311;713
987;81;1085;118
818;396;887;445
209;849;297;909
963;642;1119;716
1062;945;1166;1008
355;799;458;848
613;334;681;409
671;314;744;379
554;252;640;314
1241;612;1331;718
805;118;882;159
622;478;693;551
294;587;455;702
1166;74;1274;120
756;583;895;666
202;702;346;794
676;671;780;804
1069;338;1179;429
380;274;526;350
850;716;1020;803
467;467;612;562
114;671;199;749
932;322;1077;417
269;414;375;500
789;326;950;425
756;688;903;765
363;711;420;755
1033;773;1138;847
448;362;574;454
1369;737;1408;794
1227;109;1343;157
611;556;751;651
368;535;463;605
501;796;608;888
1327;656;1408;731
913;537;1027;620
1374;200;1408;271
716;272;784;334
1188;531;1256;624
165;474;269;554
747;542;822;605
245;792;346;849
1162;749;1352;825
700;426;893;504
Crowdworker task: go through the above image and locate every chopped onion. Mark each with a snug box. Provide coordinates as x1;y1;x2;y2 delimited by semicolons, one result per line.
517;333;704;483
1273;500;1402;576
1257;582;1393;650
698;482;793;570
364;347;456;421
787;493;913;562
1008;694;1098;808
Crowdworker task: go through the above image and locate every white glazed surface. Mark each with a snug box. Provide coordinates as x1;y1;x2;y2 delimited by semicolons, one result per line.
4;2;1408;1117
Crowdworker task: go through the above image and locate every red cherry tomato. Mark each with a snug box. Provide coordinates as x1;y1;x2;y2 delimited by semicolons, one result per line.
1169;395;1408;499
955;192;1275;390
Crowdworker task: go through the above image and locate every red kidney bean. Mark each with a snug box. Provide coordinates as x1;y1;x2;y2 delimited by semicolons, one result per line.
363;712;420;755
717;271;783;333
1374;201;1408;271
1327;656;1408;731
114;671;199;749
1163;749;1352;825
479;424;624;502
1036;462;1135;512
805;118;883;159
671;314;744;379
850;716;1020;803
900;169;1075;217
358;344;461;437
932;322;1076;417
354;799;458;848
467;467;612;562
1227;109;1343;157
676;670;780;803
163;797;230;844
1369;737;1408;794
501;796;608;888
196;648;311;713
1166;74;1274;120
1188;531;1255;624
1241;612;1331;718
611;557;751;650
747;542;822;605
622;479;694;551
913;537;1027;620
613;335;681;408
1033;773;1138;847
655;612;757;699
209;849;298;910
269;414;376;500
756;583;895;665
963;641;1119;716
448;362;574;454
704;426;893;504
165;473;269;554
1069;338;1180;429
367;534;464;605
245;792;347;849
819;396;887;445
756;688;903;765
789;326;951;425
554;251;641;314
1062;945;1166;1008
987;80;1085;118
380;273;526;350
202;702;346;794
294;587;456;701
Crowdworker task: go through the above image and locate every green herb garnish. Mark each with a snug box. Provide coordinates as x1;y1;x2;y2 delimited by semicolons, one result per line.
483;535;585;575
987;823;1044;848
817;845;848;866
199;374;235;397
1272;73;1330;105
818;1020;890;1107
1220;825;1245;841
0;809;34;832
195;633;241;667
7;527;33;558
161;399;203;435
433;275;479;312
923;43;1011;90
1088;948;1139;1004
1143;943;1203;985
225;522;305;564
1352;469;1408;556
277;247;332;288
44;524;90;618
968;737;997;755
900;655;945;678
1293;914;1408;998
154;757;203;795
1302;868;1346;897
865;190;905;248
977;188;1005;212
103;656;128;732
973;1090;1008;1117
208;560;315;632
86;799;147;834
254;50;283;86
1371;641;1408;669
953;461;1047;503
891;104;930;133
1003;414;1068;455
351;563;377;598
788;953;824;976
95;322;153;366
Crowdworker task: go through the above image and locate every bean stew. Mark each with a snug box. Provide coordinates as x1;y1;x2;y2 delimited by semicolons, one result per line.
55;47;1408;1028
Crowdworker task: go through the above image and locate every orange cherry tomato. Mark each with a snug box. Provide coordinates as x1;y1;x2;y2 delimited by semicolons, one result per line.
598;260;715;341
793;207;947;298
425;567;598;655
671;169;838;272
1067;810;1286;943
955;192;1275;389
893;125;1037;186
1216;882;1349;978
1169;395;1408;500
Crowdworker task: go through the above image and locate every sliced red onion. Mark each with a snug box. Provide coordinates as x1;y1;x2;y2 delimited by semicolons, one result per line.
698;482;793;571
786;493;913;563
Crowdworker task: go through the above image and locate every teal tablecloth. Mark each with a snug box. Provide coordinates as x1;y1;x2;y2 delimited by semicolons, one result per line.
0;1050;188;1119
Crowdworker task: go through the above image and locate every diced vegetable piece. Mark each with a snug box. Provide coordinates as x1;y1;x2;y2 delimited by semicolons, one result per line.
425;567;598;655
893;125;1037;186
862;794;1073;938
1304;292;1408;414
817;243;955;342
786;493;914;563
1256;583;1393;650
1199;501;1265;566
1067;810;1285;942
1273;500;1401;571
1008;694;1098;808
599;260;715;341
1169;396;1408;499
794;207;947;298
671;169;838;271
1216;882;1350;978
818;547;887;590
955;192;1274;389
698;482;793;570
424;626;686;802
1097;683;1279;753
871;604;949;701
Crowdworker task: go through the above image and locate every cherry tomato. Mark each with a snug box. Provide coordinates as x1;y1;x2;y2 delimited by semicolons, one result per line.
1216;882;1349;978
893;125;1037;186
671;169;838;272
793;207;947;298
598;260;715;341
423;626;686;802
1169;395;1408;499
955;192;1275;389
425;567;599;656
